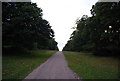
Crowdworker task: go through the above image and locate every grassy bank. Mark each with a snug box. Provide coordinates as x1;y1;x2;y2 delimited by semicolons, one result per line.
63;51;118;79
2;50;56;80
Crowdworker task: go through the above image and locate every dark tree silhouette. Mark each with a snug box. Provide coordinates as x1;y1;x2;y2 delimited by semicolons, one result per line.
2;2;58;54
63;2;120;56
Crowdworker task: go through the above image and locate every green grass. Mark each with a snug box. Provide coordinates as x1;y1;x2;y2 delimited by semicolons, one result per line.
63;51;118;79
2;50;56;80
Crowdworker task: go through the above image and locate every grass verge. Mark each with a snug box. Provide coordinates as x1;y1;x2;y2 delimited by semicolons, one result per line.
63;51;118;79
2;50;56;80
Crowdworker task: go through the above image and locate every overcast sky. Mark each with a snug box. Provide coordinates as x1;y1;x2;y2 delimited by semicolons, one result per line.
31;0;98;51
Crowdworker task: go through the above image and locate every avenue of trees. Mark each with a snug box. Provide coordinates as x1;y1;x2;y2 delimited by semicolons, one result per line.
2;2;58;54
63;2;120;56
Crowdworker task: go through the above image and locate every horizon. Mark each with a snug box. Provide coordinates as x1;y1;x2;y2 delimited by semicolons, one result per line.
31;0;99;51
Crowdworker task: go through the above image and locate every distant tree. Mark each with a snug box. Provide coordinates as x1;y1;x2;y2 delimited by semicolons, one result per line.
48;38;58;50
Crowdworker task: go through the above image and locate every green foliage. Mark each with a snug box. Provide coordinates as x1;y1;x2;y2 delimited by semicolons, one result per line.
48;38;58;50
2;2;58;53
63;2;120;56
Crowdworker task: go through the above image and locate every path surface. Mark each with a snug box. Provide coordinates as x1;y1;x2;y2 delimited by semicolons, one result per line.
24;51;80;79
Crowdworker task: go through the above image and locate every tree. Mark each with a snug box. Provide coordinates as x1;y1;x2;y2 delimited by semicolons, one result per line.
90;2;120;55
48;38;58;50
2;2;58;53
63;2;120;56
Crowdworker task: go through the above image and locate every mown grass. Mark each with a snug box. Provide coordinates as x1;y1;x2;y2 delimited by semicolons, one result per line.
63;51;118;79
2;50;56;80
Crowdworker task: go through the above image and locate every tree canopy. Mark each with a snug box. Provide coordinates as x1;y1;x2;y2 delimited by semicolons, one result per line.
63;2;120;56
2;2;58;53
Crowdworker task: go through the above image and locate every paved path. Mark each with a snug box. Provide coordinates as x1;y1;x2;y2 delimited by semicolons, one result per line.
24;51;81;79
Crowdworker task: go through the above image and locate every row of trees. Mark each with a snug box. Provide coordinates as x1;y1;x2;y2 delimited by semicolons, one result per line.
63;2;120;56
2;2;58;53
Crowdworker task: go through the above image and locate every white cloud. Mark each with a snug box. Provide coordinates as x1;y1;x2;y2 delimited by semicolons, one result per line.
31;0;98;51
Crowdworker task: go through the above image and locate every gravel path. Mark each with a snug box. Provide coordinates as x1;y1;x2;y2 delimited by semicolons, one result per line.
23;51;81;79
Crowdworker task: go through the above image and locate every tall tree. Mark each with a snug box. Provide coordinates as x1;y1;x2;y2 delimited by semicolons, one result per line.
63;2;120;56
2;2;58;52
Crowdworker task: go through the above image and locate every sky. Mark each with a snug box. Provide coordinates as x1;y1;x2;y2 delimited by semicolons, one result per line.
31;0;98;51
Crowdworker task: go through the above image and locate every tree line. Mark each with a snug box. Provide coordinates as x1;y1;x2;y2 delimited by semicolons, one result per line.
2;2;58;54
63;2;120;56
